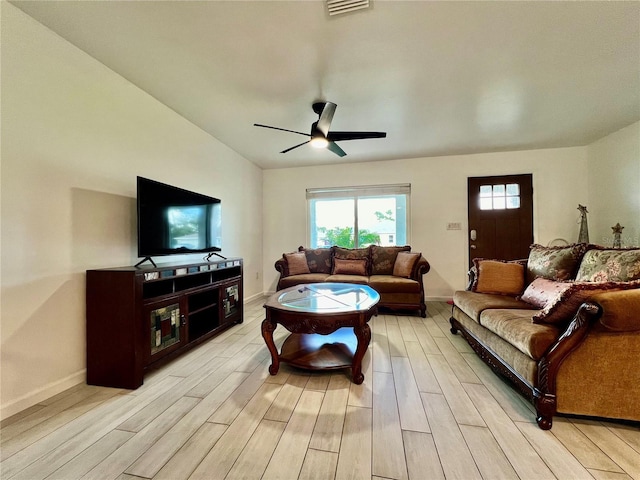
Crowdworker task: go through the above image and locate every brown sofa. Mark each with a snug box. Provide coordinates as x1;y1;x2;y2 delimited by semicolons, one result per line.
275;245;430;317
450;243;640;429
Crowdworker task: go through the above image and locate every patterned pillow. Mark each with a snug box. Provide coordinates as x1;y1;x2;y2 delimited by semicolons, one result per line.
284;252;310;275
471;259;525;296
575;247;640;282
393;252;421;278
532;279;640;324
520;277;572;309
334;246;371;275
332;258;367;276
298;246;333;274
526;243;588;283
371;245;411;275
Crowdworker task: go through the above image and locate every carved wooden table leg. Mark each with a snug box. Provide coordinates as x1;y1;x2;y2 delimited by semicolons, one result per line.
351;323;371;384
261;318;279;375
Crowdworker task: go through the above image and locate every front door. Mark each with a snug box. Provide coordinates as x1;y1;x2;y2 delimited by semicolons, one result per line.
467;174;533;267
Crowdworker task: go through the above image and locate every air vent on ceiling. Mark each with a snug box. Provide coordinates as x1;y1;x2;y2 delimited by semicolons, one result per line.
327;0;371;16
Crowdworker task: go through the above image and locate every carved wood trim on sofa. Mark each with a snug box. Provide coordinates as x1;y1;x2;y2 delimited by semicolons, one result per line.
450;302;601;430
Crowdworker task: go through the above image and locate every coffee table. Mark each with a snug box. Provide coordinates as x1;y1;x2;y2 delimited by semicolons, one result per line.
262;283;380;384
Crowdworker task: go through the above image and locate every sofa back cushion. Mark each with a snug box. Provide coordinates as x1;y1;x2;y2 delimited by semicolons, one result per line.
575;247;640;282
298;246;333;274
333;246;372;275
471;259;525;296
370;245;411;275
526;243;588;283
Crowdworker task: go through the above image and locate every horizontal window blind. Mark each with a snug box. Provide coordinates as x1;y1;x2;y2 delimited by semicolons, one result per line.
306;184;411;199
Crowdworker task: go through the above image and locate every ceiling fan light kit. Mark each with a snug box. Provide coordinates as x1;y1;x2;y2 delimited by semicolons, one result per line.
254;101;386;157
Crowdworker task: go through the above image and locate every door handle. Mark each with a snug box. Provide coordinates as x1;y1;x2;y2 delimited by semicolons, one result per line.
470;229;477;241
470;245;477;249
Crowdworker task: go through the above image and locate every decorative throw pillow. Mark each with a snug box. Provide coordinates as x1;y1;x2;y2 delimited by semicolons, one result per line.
393;252;421;278
519;277;572;309
471;259;525;296
284;252;310;275
575;247;640;282
334;246;371;275
371;245;411;275
532;279;640;324
332;258;367;276
526;243;588;283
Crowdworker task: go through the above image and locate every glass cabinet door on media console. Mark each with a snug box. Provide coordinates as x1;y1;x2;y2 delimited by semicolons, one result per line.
144;296;186;364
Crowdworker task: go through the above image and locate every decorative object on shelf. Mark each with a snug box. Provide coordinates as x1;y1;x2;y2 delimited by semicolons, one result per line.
547;238;569;247
577;205;589;243
612;223;624;248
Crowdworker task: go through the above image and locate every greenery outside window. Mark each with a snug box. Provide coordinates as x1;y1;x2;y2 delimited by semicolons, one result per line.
307;184;410;249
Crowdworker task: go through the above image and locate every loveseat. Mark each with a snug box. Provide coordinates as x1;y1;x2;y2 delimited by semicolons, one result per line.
450;243;640;429
275;245;430;317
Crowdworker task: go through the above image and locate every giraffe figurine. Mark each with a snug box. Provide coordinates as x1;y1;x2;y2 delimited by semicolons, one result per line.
577;205;589;243
612;223;624;248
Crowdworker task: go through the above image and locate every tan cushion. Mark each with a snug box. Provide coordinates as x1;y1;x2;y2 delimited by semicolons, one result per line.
284;252;310;275
332;258;367;276
393;252;421;278
368;275;421;294
325;274;369;285
533;279;640;325
453;290;536;323
472;259;525;296
526;243;588;283
278;274;331;289
480;309;561;360
575;247;640;282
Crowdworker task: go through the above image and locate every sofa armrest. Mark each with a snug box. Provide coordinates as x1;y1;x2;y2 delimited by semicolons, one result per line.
590;289;640;332
274;257;288;278
411;256;430;280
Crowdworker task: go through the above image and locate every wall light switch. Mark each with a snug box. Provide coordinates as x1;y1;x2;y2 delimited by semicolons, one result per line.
447;222;462;231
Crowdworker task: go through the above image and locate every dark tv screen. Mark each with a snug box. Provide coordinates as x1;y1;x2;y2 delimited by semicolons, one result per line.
137;176;221;257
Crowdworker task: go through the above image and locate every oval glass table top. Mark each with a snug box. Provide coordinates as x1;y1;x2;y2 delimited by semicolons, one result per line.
265;283;380;313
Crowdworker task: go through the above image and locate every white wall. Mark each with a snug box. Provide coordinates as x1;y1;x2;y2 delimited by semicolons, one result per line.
0;4;263;419
587;121;640;247
263;147;589;299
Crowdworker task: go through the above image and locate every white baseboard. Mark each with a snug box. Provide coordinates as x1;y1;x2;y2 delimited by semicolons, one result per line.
1;369;86;421
425;296;454;302
244;292;267;303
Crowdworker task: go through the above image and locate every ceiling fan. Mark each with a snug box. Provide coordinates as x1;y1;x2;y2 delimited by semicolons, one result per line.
254;101;386;157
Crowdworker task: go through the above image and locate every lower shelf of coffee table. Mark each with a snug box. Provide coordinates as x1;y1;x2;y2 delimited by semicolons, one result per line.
279;327;357;370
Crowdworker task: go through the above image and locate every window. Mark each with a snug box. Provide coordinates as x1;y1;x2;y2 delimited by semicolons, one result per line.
307;184;410;248
479;183;520;210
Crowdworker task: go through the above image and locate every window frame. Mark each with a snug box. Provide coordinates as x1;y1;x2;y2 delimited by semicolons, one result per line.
306;184;411;249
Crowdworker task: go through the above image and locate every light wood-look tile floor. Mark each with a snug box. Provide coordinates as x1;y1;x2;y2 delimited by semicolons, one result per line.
2;300;639;480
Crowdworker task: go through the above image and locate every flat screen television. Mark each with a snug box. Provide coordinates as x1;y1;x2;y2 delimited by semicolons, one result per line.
137;176;222;262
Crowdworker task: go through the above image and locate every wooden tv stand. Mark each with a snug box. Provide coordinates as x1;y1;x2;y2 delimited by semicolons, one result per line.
86;258;243;389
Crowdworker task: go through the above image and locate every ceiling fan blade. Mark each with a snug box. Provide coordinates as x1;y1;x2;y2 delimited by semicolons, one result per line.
327;141;347;157
316;102;337;136
254;123;309;137
281;140;310;154
327;131;387;141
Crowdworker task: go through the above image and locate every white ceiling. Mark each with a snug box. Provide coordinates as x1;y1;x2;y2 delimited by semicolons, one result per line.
11;0;640;170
